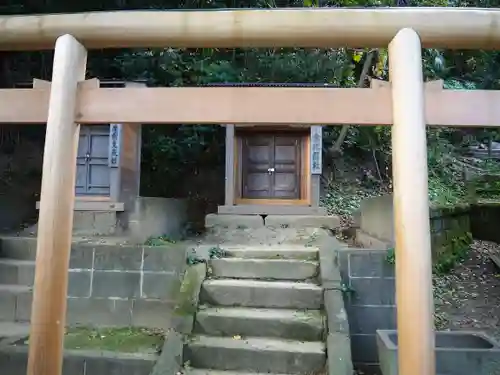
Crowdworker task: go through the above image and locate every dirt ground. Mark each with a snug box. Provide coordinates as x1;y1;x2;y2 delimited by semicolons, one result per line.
433;239;500;341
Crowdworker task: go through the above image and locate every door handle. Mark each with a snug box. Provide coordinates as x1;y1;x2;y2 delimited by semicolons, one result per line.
267;167;275;174
85;153;90;162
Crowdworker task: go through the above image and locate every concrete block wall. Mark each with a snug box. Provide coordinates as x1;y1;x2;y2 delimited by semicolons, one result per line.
336;249;396;369
66;244;186;328
0;344;157;375
0;238;187;329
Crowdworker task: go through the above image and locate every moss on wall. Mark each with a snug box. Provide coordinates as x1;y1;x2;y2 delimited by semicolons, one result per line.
430;204;472;273
387;204;472;274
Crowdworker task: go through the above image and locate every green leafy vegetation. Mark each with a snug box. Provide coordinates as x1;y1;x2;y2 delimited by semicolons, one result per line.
186;246;226;265
385;232;473;274
433;232;473;274
144;235;177;246
63;327;164;353
3;0;500;213
3;1;500;234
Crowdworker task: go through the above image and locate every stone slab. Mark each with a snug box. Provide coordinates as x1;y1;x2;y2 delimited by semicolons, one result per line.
150;331;183;375
0;348;86;375
205;214;264;229
186;371;291;375
349;278;395;306
324;289;350;335
0;260;35;286
347;305;397;335
69;244;95;269
0;237;37;260
185;371;291;375
194;307;324;341
265;215;340;229
93;245;142;271
0;344;156;375
218;205;327;216
200;279;323;309
317;235;343;289
143;245;186;272
131;299;174;329
0;322;30;337
68;270;92;298
327;333;354;375
83;352;156;375
0;285;31;322
209;258;319;280
347;250;395;278
184;335;325;374
142;273;180;300
223;245;319;260
355;230;392;249
92;271;141;298
172;263;207;334
66;298;133;327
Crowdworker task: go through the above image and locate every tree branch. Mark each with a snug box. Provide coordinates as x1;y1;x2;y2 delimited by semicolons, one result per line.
330;50;375;154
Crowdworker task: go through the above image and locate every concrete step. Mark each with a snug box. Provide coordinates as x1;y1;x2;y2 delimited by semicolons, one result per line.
185;370;290;375
0;321;30;337
194;307;324;341
0;259;35;286
0;237;37;260
200;279;323;309
0;284;32;322
184;335;325;374
222;245;319;261
209;258;318;281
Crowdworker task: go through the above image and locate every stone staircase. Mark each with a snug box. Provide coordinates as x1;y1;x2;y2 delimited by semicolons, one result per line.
183;245;327;374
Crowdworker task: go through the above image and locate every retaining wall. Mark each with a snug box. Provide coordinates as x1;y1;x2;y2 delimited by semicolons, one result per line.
336;249;396;372
0;237;187;329
357;195;472;265
470;201;500;243
0;344;157;375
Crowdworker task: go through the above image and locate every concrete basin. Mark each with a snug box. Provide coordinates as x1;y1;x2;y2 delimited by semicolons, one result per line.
377;329;500;375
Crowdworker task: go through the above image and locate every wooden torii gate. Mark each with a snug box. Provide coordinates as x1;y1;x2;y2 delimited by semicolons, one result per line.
1;7;500;375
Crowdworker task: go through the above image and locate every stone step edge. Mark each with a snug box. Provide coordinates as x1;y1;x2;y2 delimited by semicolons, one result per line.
186;335;326;354
202;279;322;290
185;370;292;375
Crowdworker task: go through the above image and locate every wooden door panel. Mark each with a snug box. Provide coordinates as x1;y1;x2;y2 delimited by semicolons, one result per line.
272;135;300;199
241;133;302;200
242;135;273;199
246;173;272;198
273;173;298;198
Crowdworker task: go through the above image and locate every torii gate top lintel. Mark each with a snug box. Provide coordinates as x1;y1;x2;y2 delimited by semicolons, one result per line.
0;7;500;51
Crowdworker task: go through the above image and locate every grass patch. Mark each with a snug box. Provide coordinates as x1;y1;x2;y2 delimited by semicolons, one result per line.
63;327;165;353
